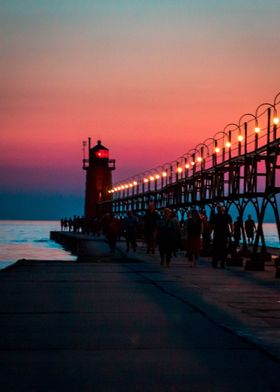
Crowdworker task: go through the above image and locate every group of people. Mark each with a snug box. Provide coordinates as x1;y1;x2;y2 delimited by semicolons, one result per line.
61;205;256;269
60;215;105;235
119;204;222;268
125;205;256;269
60;216;85;232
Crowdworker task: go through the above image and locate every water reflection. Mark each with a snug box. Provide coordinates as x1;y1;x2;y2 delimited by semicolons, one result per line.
0;220;76;269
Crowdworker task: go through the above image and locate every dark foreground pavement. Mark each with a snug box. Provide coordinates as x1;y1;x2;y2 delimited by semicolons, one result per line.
0;240;280;391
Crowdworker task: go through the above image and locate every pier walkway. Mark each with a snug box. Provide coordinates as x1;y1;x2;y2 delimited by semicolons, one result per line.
0;236;280;391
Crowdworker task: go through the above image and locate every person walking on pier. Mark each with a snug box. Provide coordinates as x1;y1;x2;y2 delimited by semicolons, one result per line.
143;203;160;254
186;209;202;267
103;213;119;252
233;216;243;247
171;210;181;257
157;208;178;267
200;211;211;254
245;214;256;245
210;205;233;268
123;211;138;252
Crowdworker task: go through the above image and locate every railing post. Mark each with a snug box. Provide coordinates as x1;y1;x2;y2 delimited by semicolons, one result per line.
169;165;172;186
273;123;277;140
244;122;248;155
228;130;232;160
192;154;196;174
222;145;225;162
267;107;271;146
255;126;259;150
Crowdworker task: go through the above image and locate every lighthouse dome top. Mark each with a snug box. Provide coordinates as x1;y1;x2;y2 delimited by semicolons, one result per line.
90;140;109;159
91;140;109;151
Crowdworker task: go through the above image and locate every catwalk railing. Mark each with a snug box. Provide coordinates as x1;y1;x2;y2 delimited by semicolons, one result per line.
102;92;280;256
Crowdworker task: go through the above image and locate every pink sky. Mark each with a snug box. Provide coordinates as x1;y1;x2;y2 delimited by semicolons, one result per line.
1;1;280;218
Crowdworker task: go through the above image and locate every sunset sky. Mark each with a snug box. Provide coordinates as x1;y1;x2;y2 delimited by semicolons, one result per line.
1;0;279;219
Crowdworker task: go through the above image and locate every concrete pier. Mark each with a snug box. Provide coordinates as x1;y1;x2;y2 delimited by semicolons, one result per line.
0;236;280;391
50;231;124;261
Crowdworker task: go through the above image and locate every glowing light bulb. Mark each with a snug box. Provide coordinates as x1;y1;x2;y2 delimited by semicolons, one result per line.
214;147;220;153
254;126;260;133
133;181;137;186
237;135;243;142
225;141;231;148
162;171;167;177
185;163;190;169
155;174;160;179
144;178;148;183
197;156;202;163
191;161;195;166
273;117;279;125
177;167;183;173
129;183;133;187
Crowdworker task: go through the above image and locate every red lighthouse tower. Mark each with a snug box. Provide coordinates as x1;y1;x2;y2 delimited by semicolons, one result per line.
83;138;115;219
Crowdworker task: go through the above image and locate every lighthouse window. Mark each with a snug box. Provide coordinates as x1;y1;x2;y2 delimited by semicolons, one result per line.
96;150;109;158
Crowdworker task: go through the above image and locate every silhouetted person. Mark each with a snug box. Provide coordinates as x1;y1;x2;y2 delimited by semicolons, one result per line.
210;205;233;268
200;211;211;253
233;216;243;247
171;210;181;257
157;208;178;267
68;218;73;232
103;214;119;252
143;203;160;254
186;209;202;267
245;215;256;245
123;211;138;252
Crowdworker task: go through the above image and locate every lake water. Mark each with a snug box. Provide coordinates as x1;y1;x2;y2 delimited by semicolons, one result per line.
0;220;76;270
0;220;279;271
262;223;279;249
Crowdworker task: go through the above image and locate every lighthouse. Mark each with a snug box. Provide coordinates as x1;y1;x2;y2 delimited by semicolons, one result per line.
83;138;115;219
